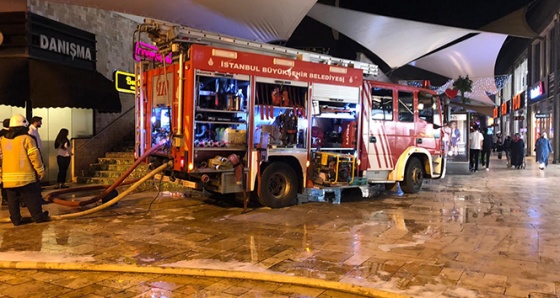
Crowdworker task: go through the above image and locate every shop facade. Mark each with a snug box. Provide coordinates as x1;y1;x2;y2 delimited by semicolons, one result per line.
0;0;137;182
526;2;560;162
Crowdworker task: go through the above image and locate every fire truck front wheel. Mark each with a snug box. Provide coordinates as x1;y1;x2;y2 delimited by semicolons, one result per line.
258;162;298;208
400;157;423;193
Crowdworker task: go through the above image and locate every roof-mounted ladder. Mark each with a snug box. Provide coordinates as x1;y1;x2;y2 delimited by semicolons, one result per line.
142;18;379;76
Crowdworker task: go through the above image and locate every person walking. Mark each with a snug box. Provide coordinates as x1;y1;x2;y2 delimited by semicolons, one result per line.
0;114;49;226
503;135;513;167
28;116;43;150
54;128;71;189
481;128;493;170
535;132;553;170
469;125;484;172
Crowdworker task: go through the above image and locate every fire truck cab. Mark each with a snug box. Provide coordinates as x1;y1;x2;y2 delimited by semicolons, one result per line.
134;20;445;208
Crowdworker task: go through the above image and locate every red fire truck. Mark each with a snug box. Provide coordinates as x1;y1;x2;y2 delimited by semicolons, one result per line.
134;20;446;208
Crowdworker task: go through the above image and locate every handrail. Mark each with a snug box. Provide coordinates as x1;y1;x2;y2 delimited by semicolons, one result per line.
75;106;135;151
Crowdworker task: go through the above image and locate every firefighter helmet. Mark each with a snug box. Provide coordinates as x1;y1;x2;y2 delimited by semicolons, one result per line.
9;114;28;128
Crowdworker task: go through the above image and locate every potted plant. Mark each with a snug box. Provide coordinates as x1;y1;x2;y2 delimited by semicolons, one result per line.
453;75;473;103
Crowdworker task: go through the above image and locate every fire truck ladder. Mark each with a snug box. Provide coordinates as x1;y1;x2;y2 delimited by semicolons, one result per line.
141;18;379;77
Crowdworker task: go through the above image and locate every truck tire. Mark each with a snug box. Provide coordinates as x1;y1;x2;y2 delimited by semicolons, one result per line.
258;162;298;208
400;157;423;193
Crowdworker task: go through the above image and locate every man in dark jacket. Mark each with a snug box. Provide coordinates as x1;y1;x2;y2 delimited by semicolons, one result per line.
481;128;493;170
510;133;525;169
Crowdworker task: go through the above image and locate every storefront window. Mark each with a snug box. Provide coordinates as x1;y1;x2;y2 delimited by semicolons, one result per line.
445;113;469;162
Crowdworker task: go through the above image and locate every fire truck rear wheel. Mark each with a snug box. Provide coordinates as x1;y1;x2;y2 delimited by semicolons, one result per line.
258;162;298;208
400;157;423;193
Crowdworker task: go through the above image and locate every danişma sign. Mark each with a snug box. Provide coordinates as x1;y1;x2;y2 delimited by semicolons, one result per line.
28;13;97;71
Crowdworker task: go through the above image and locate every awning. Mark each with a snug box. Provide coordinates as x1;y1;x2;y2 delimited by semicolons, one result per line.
0;58;121;112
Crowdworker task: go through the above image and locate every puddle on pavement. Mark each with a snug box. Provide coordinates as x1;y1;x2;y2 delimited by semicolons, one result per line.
453;194;475;201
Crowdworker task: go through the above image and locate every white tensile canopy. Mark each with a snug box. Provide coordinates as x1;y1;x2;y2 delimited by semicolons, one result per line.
32;0;317;42
307;3;478;69
26;0;535;109
307;3;515;108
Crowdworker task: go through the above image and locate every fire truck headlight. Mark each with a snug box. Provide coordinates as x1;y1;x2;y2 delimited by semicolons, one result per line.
188;162;194;171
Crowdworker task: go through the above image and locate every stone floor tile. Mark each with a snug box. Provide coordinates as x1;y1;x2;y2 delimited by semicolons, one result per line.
505;277;556;297
2;155;560;296
440;268;464;281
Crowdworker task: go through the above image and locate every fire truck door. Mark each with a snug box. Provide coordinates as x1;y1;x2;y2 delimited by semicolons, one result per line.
364;87;395;173
416;91;440;154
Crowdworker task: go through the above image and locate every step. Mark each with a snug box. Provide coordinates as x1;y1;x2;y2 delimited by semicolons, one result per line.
83;164;150;176
97;157;135;165
88;163;130;172
105;152;135;158
90;163;149;172
76;177;155;191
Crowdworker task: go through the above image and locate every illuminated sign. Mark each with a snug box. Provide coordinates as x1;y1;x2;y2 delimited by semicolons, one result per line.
512;92;525;110
113;70;135;94
535;113;550;119
134;41;172;64
493;107;498;118
529;81;545;101
501;101;509;115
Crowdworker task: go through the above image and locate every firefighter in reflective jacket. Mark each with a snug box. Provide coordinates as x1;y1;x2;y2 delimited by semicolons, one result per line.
0;114;49;226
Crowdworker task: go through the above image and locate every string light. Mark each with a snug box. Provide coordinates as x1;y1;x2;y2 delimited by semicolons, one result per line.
398;75;511;98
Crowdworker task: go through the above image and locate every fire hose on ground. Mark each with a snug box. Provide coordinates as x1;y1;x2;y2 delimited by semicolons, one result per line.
0;143;409;297
0;260;409;298
0;162;170;223
45;142;167;207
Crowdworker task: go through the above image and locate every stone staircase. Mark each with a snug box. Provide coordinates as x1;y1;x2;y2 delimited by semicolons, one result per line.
77;151;155;191
76;150;190;193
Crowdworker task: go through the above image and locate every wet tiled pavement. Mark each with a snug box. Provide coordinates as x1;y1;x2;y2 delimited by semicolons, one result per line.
1;155;560;297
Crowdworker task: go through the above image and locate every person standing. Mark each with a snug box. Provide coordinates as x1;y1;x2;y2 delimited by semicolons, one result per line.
54;128;71;189
28;116;43;151
535;132;553;170
0;118;10;206
481;128;493;170
0;114;49;226
469;125;484;172
510;133;525;169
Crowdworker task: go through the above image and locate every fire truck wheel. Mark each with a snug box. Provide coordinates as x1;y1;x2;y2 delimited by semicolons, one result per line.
400;157;423;193
258;162;298;208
